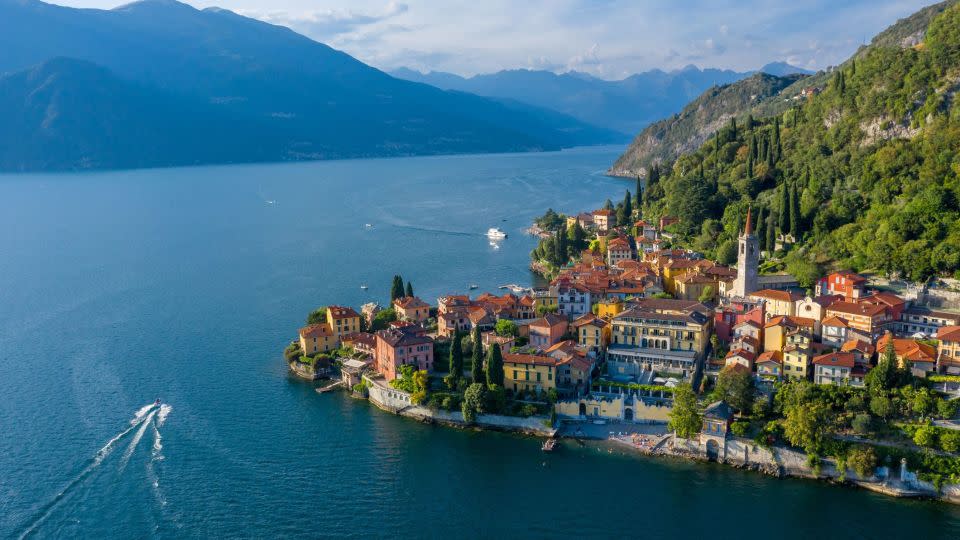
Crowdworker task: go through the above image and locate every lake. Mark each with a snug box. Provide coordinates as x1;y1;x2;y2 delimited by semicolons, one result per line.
2;146;959;539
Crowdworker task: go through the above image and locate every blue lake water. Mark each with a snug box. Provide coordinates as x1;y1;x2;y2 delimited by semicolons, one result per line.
2;146;960;538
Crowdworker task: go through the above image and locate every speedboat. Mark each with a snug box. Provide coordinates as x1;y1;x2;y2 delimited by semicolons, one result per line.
468;284;478;290
154;398;162;407
486;227;507;239
360;284;368;290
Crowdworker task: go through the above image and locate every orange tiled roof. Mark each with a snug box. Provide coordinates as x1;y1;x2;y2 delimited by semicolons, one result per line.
757;350;782;364
503;353;559;367
827;301;888;318
750;289;803;303
937;325;960;343
821;315;849;328
813;351;856;368
300;324;333;338
327;305;360;319
394;296;429;309
877;334;936;363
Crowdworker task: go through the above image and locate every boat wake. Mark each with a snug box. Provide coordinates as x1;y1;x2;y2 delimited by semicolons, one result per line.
17;402;171;539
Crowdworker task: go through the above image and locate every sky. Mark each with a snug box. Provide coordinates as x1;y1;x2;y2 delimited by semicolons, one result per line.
48;0;937;79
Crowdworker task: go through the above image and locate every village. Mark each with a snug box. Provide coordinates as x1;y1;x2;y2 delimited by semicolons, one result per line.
285;203;960;502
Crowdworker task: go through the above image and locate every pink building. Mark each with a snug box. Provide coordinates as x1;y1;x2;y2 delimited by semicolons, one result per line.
375;327;434;381
529;313;569;350
714;299;764;343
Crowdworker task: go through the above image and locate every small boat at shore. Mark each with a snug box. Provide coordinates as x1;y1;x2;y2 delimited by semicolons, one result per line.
360;284;368;290
486;227;507;239
542;438;557;452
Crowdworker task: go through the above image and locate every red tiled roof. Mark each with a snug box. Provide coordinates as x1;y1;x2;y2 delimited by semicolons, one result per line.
841;339;875;356
813;352;856;368
327;305;360;319
827;301;888;318
503;353;559;367
593;209;614;217
394;296;429;309
821;315;849;328
877;334;936;363
300;324;332;338
757;350;782;364
750;289;803;303
937;325;960;343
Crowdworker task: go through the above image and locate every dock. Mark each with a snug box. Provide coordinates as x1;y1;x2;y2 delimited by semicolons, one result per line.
315;380;343;394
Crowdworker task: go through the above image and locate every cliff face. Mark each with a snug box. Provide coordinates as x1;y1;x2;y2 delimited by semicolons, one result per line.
608;73;804;178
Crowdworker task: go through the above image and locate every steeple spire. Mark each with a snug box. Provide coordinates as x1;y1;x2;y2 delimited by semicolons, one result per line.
744;206;753;236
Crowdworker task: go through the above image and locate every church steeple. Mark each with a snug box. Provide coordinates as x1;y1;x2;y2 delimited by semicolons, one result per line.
731;207;759;298
744;206;753;236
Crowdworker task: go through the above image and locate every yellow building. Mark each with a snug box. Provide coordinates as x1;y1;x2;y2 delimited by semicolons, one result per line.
571;313;610;350
503;353;558;393
608;299;712;376
327;305;362;344
595;298;624;319
938;326;960;374
674;272;718;302
393;296;430;322
533;289;558;314
299;324;335;355
763;316;816;353
749;289;803;319
782;331;814;380
554;393;672;422
660;259;699;294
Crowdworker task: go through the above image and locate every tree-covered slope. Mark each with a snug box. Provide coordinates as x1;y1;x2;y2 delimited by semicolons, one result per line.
638;2;960;284
608;73;805;177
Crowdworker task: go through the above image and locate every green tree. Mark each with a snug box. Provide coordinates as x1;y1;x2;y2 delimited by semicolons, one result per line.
567;221;587;254
848;446;877;479
778;184;789;234
618;189;633;226
940;430;960;453
486;343;504;387
485;384;507;414
369;308;397;331
783;400;830;454
405;281;414;298
912;388;935;418
668;385;702;439
306;307;327;325
411;369;429;405
495;319;518;337
635;175;643;208
712;366;755;413
390;275;405;301
462;383;486;424
914;425;938;448
765;212;777;252
755;207;766;248
449;331;464;378
867;342;898;394
698;286;715;303
869;395;894;419
789;184;800;239
852;413;872;435
471;326;485;382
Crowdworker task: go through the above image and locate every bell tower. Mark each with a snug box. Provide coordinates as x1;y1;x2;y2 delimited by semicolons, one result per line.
732;207;759;298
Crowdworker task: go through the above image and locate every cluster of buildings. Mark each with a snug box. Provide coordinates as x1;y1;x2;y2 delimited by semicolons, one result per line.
296;206;960;423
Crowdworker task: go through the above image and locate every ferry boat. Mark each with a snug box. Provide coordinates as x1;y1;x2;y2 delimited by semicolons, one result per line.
486;227;507;239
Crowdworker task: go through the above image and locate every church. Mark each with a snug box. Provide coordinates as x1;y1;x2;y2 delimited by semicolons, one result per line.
729;208;759;299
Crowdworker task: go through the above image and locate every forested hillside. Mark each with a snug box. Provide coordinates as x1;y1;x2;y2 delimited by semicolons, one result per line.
639;2;960;284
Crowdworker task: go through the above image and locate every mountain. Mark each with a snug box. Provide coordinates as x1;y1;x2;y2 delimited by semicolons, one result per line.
759;62;813;76
390;66;749;135
0;0;621;171
608;73;805;177
632;1;960;282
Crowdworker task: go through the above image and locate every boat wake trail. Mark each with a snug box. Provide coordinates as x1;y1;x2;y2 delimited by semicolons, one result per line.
119;409;157;472
17;402;160;539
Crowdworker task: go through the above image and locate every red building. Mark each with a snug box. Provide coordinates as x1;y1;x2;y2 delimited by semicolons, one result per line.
714;299;764;343
819;271;867;299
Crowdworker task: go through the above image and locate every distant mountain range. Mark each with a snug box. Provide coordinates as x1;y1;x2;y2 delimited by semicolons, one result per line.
391;63;812;135
0;0;622;171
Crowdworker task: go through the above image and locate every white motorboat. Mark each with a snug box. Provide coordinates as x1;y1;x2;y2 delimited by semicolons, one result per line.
486;227;507;239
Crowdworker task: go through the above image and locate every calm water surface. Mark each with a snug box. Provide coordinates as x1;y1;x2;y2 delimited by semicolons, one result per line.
1;146;959;539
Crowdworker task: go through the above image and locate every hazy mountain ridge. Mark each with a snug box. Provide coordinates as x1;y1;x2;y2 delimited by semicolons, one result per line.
0;0;621;171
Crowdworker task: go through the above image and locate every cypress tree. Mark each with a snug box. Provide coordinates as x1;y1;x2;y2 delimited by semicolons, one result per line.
789;184;801;239
405;281;414;298
749;133;757;161
471;326;484;382
449;331;463;378
729;118;737;140
746;114;754;130
649;165;660;186
554;227;567;264
621;190;633;224
391;275;405;301
766;213;777;252
779;185;789;233
635;175;642;207
486;343;504;387
747;154;754;178
773;118;781;162
755;207;766;248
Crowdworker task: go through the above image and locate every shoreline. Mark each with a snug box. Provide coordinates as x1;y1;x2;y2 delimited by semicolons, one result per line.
327;374;960;506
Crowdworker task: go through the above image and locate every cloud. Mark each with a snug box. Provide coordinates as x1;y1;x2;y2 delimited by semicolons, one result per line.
248;2;409;41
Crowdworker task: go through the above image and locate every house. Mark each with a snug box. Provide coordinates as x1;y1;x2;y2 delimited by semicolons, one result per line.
299;324;335;355
374;327;434;381
936;325;960;374
794;296;826;322
660;258;701;294
593;209;615;232
327;305;362;343
700;401;734;461
732;320;762;341
546;341;595;393
532;288;558;314
606;237;633;266
393;296;430;323
714;299;764;342
877;333;937;378
840;339;875;366
552;280;591;317
674;272;718;302
503;353;558;393
821;315;850;348
724;349;756;370
342;332;376;358
819;271;867;299
731;334;760;355
607;299;712;378
595;298;625;320
482;332;516;353
897;306;960;338
756;351;783;381
763;316;816;353
437;309;471;338
341;358;372;387
782;331;815;381
749;289;803;319
571;313;609;351
859;292;907;322
813;352;856;385
824;301;892;342
529;314;569;349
